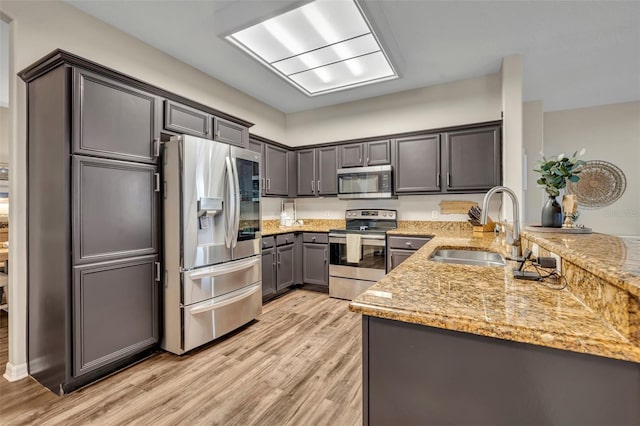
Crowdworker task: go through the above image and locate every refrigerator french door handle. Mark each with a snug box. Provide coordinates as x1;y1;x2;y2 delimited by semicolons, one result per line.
230;157;241;249
224;156;235;249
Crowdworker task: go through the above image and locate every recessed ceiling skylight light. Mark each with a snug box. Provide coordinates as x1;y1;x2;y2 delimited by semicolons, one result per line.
226;0;397;96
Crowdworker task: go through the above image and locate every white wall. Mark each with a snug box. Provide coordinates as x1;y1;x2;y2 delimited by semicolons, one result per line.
286;73;501;146
522;100;545;225
0;107;8;163
543;101;640;235
0;19;8;108
501;55;524;223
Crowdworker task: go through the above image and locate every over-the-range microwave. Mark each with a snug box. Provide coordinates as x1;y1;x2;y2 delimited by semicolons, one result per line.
337;165;395;199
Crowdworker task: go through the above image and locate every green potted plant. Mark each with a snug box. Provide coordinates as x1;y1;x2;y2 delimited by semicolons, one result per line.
534;149;586;227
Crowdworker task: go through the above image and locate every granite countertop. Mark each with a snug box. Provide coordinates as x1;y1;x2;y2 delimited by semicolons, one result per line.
261;220;343;236
521;231;640;297
349;231;640;363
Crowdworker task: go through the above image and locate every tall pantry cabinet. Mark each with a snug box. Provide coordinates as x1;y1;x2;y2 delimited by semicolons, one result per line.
22;56;161;393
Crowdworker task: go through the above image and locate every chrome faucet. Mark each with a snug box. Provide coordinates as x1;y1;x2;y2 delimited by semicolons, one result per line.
481;186;521;257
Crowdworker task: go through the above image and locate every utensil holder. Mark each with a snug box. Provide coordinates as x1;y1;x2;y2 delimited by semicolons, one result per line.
472;218;495;233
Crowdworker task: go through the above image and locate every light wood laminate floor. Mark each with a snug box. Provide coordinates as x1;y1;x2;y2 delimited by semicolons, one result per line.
0;290;362;425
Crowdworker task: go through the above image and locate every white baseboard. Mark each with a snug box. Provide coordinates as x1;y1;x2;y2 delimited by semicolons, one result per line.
3;361;28;382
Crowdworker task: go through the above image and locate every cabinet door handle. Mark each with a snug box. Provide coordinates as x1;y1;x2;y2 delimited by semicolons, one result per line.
317;180;321;193
436;174;440;187
311;180;314;192
447;173;451;187
366;157;369;164
153;138;161;158
323;248;327;263
154;173;161;192
155;262;161;282
217;129;221;139
261;178;265;192
405;242;412;247
267;178;271;190
272;252;276;267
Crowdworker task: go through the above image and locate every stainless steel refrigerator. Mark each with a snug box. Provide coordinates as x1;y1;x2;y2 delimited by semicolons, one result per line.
162;135;262;355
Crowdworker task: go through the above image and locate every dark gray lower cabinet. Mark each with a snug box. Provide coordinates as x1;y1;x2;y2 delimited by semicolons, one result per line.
261;247;276;300
387;235;432;272
73;256;159;376
363;316;640;426
302;243;328;286
276;244;295;290
387;249;414;272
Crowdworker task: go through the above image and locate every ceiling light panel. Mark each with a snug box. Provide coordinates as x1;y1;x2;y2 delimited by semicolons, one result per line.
226;0;397;96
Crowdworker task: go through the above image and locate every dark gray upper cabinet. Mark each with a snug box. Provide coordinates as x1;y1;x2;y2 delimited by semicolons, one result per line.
248;138;263;154
395;134;441;193
339;140;391;168
73;156;159;265
297;149;316;196
264;144;289;196
340;143;365;167
163;100;212;138
261;247;276;300
444;126;501;191
302;243;328;287
73;255;159;376
73;68;160;164
276;244;295;290
317;146;338;195
366;140;392;166
296;146;338;197
214;117;249;148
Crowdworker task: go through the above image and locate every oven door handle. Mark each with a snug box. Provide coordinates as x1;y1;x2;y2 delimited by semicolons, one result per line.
329;237;386;247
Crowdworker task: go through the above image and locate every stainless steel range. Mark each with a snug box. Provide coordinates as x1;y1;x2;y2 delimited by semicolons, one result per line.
329;209;397;300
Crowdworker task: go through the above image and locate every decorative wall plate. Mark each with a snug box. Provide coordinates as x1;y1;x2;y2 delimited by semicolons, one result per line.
566;160;626;209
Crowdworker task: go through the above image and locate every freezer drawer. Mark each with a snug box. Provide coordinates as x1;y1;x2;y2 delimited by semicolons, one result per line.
183;256;261;305
182;282;262;353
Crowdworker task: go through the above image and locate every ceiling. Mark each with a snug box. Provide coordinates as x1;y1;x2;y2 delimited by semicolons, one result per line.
66;0;640;114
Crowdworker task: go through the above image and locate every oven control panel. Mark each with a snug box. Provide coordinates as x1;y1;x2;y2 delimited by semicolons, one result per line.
345;209;396;220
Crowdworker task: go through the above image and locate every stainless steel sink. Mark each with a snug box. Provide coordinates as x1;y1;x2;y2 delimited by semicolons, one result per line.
429;249;506;267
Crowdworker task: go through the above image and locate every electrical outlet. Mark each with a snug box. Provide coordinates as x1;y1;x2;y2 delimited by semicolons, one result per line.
549;251;561;274
531;243;539;257
431;210;439;219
